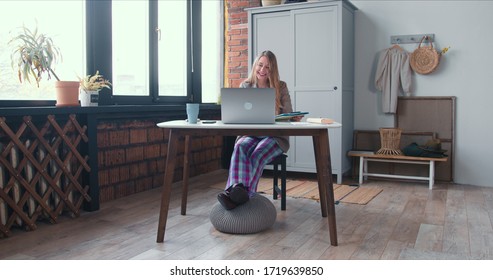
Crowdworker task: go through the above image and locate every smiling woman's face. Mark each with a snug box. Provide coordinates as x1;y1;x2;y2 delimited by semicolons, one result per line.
255;55;271;85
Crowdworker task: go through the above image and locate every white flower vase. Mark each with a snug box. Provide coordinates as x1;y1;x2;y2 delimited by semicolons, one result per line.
79;88;99;106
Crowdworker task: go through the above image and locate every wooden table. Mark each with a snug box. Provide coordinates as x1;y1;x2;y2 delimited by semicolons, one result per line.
156;120;342;246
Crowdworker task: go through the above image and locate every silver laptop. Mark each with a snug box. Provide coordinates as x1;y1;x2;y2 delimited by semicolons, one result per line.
220;88;276;124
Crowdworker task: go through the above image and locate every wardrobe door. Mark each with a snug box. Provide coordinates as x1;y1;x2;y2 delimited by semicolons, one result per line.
293;6;339;91
291;6;342;175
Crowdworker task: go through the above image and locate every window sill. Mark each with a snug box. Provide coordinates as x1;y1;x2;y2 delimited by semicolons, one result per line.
0;103;220;117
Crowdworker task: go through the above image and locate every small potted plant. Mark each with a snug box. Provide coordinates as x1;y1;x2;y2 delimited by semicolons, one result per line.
9;24;80;106
78;71;111;106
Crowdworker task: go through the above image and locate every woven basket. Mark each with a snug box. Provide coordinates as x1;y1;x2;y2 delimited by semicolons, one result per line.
376;128;403;155
410;36;441;75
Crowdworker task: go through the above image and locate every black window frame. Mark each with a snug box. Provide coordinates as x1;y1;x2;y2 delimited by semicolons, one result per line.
88;0;203;106
1;0;205;107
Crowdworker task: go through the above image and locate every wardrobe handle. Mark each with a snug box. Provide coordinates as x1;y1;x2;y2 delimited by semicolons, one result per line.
333;86;338;90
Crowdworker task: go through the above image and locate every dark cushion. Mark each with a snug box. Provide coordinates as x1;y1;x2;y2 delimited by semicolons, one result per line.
210;194;276;234
402;142;447;158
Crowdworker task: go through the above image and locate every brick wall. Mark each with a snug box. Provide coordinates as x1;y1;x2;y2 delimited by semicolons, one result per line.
97;117;223;203
224;0;261;88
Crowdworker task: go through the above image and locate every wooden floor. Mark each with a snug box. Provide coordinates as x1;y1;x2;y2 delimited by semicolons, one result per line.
1;169;493;260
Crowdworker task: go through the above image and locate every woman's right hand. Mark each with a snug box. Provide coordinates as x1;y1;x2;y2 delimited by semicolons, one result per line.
290;116;303;122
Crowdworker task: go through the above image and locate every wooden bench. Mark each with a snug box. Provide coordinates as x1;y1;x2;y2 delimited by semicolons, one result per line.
349;152;448;189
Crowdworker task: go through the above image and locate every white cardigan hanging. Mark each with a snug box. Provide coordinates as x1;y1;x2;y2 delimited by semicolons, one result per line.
375;46;412;114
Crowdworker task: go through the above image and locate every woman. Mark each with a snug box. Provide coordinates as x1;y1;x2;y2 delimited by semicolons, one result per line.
218;50;302;210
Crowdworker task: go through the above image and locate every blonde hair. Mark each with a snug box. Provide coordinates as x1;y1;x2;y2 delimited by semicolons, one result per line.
245;50;282;113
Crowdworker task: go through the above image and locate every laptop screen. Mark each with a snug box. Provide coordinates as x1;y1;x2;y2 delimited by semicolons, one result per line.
220;88;275;124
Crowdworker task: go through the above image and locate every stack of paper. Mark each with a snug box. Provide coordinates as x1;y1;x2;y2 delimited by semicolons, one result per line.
306;117;334;124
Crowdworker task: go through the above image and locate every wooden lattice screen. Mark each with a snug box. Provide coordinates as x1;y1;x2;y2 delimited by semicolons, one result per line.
0;114;91;237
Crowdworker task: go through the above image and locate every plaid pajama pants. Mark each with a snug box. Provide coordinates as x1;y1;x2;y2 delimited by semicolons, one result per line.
226;136;283;196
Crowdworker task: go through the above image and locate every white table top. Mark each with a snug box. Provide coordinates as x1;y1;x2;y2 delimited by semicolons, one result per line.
157;120;342;129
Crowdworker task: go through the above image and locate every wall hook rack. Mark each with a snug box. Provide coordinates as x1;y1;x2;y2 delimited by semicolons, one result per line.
391;34;435;44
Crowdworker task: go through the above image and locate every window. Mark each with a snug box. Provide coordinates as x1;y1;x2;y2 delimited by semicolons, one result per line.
112;1;150;97
109;0;221;105
0;0;221;105
0;1;85;101
157;1;188;99
201;0;221;104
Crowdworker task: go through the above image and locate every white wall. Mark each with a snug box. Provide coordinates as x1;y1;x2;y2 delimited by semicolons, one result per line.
351;0;493;187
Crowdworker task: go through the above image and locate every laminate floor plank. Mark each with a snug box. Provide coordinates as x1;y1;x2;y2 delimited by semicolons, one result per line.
442;185;470;256
318;237;359;260
389;187;428;243
288;235;331;260
414;223;444;252
350;212;401;259
464;186;493;259
380;240;412;260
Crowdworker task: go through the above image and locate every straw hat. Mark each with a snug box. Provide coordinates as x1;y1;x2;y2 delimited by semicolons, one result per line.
410;36;441;75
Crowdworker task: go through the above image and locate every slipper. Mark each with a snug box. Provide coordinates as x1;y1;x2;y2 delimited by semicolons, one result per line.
217;192;237;210
228;183;250;205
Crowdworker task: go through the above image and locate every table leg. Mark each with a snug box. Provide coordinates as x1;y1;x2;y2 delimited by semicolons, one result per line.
181;135;191;215
312;130;338;246
313;135;328;218
156;129;179;243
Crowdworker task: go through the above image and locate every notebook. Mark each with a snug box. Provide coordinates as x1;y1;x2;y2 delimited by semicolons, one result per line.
220;88;276;124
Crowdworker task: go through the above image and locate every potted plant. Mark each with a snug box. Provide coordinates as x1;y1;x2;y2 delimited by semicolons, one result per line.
9;24;80;106
78;70;111;106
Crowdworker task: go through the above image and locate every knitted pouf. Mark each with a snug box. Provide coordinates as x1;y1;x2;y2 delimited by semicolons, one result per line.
210;194;277;234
